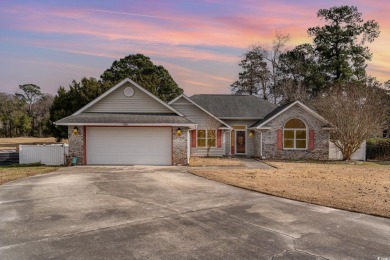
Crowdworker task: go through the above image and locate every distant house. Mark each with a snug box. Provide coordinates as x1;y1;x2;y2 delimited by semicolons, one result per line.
56;78;331;165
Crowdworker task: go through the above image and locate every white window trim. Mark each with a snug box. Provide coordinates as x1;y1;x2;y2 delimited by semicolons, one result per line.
283;119;308;150
196;129;217;148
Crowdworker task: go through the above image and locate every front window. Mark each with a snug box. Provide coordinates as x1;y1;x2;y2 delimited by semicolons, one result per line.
207;130;216;147
283;118;307;149
197;129;216;147
197;130;206;147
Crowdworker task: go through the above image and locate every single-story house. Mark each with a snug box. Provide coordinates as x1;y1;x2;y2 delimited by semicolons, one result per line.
56;78;331;165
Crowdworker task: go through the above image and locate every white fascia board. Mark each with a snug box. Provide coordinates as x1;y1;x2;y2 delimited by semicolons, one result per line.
55;122;197;128
72;78;183;116
255;102;296;129
256;101;329;129
169;94;232;129
248;126;271;130
219;117;262;120
298;102;330;124
72;78;129;115
168;94;184;105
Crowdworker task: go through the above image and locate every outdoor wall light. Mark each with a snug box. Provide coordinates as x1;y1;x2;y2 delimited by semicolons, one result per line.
249;130;254;137
176;127;182;136
73;126;79;135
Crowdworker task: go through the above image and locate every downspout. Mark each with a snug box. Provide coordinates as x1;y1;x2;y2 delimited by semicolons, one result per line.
260;131;263;158
229;130;232;156
222;129;226;155
187;129;190;164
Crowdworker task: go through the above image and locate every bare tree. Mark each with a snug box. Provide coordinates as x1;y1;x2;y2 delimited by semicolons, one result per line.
205;118;221;157
34;94;54;137
280;79;308;103
314;83;387;160
254;32;290;104
16;84;43;116
382;80;390;138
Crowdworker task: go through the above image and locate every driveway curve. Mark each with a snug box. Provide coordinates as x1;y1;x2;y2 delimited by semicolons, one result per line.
0;166;389;259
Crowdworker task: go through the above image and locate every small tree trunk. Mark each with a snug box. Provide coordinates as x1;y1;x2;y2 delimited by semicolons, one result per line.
342;145;353;161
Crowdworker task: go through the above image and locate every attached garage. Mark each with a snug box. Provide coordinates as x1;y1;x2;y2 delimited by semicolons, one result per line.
55;79;196;165
86;127;172;165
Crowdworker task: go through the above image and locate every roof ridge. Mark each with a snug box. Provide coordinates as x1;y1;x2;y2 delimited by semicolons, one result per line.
190;94;261;97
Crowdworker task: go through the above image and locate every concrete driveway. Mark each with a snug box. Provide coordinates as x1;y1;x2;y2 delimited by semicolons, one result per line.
0;166;389;259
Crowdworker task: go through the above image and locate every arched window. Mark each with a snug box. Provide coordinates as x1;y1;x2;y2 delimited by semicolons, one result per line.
284;118;307;149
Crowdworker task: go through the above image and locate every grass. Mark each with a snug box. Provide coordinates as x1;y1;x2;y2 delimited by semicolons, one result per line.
0;164;59;185
0;137;67;150
189;161;390;218
189;157;245;167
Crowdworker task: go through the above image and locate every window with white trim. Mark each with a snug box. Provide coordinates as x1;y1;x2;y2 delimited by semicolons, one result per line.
283;118;307;149
197;129;216;147
207;130;216;147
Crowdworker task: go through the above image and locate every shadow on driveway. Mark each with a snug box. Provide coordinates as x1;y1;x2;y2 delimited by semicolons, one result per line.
0;166;389;259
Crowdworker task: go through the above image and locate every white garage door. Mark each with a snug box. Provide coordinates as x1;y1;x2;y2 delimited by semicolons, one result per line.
86;127;172;165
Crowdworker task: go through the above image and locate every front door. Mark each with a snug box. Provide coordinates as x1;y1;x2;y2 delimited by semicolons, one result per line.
236;131;246;154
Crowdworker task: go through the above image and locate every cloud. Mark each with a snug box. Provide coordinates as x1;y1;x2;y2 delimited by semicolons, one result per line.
1;0;390;95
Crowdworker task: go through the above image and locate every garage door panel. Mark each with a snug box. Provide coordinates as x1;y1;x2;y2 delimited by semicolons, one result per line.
86;127;171;165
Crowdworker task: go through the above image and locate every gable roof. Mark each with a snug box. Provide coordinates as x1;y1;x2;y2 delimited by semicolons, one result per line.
189;94;277;119
169;94;231;129
72;78;183;116
251;100;330;129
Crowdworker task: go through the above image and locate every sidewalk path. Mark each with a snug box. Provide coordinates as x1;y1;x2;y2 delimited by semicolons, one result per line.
235;157;273;169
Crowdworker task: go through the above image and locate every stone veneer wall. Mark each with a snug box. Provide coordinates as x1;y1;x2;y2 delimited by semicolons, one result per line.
254;131;261;158
254;104;329;160
68;126;85;165
172;127;189;165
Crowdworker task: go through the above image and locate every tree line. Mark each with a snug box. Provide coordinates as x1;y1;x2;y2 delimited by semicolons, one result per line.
0;54;182;140
231;5;390;160
0;84;53;137
231;5;385;103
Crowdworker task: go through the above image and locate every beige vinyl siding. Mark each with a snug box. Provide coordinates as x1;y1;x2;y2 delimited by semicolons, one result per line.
172;97;224;157
224;131;231;156
190;147;224;157
246;132;255;156
85;82;173;114
170;97;221;128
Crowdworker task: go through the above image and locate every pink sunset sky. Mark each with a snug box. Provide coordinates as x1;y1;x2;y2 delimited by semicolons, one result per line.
1;0;389;96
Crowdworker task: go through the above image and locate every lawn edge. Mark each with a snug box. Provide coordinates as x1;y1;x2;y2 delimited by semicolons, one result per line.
0;167;60;186
187;169;390;220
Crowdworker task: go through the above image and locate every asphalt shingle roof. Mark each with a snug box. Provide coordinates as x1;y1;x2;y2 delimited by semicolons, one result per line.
250;102;293;127
189;94;277;119
55;113;194;125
